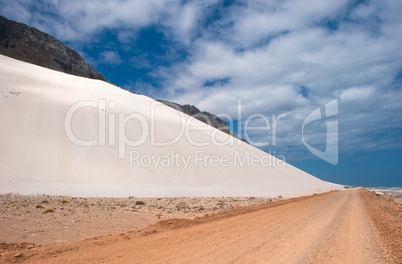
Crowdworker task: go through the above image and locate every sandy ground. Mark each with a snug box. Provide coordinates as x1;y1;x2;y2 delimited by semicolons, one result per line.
0;189;400;264
0;193;275;245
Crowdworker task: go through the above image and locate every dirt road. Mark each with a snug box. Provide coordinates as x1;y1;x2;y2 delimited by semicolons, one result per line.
1;190;400;263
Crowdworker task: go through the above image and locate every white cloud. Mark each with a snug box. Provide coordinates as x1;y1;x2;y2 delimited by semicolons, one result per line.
1;0;178;41
338;86;374;102
99;50;122;65
154;0;402;158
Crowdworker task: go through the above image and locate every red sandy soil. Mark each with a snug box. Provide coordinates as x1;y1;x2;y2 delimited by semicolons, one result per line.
0;189;400;263
0;194;274;245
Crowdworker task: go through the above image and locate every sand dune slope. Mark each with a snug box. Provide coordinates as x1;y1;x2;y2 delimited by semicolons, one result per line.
0;55;340;197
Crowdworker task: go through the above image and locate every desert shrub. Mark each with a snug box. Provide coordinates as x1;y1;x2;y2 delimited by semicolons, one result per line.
43;209;55;214
35;205;44;209
61;200;69;203
175;201;188;210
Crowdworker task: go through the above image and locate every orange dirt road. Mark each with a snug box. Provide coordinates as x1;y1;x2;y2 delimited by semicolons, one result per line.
3;190;400;263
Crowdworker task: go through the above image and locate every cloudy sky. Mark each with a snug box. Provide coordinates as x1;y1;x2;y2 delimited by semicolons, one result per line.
1;0;401;186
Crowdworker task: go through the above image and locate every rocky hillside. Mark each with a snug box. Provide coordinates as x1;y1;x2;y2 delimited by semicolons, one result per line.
0;15;105;81
159;100;233;136
160;100;248;143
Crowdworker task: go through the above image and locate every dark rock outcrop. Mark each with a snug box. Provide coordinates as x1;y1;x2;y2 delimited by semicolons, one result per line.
159;100;233;136
159;100;249;143
0;15;106;81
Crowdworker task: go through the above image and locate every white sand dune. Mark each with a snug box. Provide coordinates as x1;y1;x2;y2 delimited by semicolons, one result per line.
0;55;341;197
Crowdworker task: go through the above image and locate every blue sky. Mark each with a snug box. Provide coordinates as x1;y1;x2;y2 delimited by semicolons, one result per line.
1;0;401;187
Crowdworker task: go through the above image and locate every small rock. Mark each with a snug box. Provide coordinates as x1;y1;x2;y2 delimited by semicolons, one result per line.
14;252;23;257
135;201;146;206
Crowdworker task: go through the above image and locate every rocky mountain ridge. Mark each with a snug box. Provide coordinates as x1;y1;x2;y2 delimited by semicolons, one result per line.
158;100;233;136
0;15;105;81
